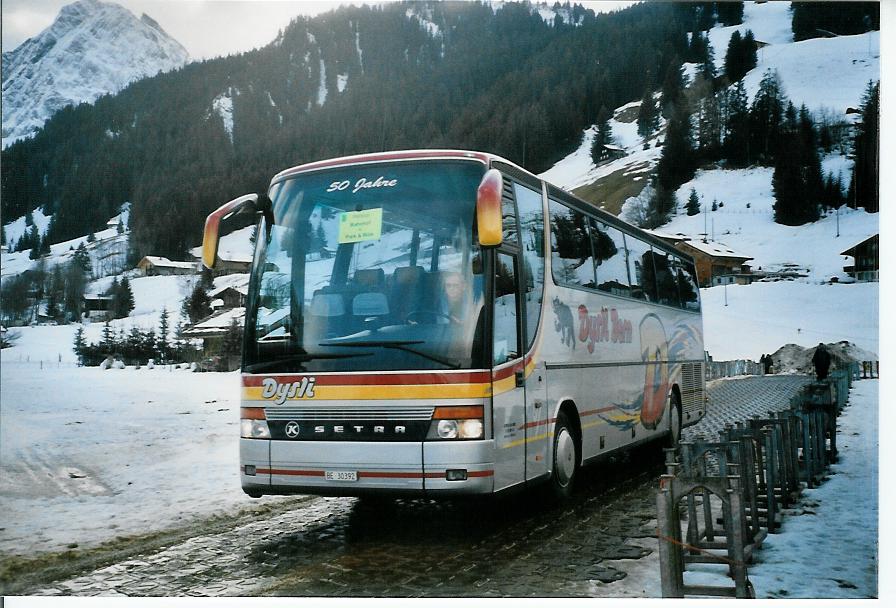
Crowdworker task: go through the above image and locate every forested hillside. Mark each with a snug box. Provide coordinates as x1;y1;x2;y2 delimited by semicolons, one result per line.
3;1;709;259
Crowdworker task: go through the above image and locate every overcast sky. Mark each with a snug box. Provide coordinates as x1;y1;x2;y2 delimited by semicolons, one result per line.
2;0;637;60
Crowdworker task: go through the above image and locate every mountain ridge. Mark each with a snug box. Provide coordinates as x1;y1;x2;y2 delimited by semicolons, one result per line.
1;0;189;147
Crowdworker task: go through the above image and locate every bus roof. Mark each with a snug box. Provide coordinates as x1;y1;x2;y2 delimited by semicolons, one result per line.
271;149;506;184
269;149;694;266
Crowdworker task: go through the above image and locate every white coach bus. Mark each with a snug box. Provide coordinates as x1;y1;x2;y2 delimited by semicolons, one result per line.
202;150;706;499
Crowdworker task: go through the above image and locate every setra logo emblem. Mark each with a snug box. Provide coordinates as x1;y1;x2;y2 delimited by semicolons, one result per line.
285;421;301;438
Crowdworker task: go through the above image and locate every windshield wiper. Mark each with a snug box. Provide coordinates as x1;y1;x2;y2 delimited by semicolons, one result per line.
244;351;371;374
318;340;461;369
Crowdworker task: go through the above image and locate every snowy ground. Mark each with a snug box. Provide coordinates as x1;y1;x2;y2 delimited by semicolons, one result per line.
749;379;879;598
0;361;292;557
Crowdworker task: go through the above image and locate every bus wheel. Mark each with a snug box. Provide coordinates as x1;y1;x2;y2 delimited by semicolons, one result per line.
549;411;578;500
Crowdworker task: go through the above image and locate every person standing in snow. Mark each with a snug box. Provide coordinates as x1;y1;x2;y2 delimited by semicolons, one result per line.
812;343;831;381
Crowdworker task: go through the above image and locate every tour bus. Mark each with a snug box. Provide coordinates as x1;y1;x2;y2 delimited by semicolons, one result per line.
202;150;706;499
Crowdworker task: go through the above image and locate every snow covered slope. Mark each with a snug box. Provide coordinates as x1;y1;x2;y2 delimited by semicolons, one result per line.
1;0;189;147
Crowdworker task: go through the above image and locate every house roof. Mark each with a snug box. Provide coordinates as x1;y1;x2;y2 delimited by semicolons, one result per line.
208;284;249;298
188;246;252;264
138;256;195;269
182;307;245;336
678;239;753;260
839;233;878;257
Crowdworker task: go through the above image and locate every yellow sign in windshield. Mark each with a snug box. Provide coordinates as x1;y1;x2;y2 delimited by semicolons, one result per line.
338;208;383;244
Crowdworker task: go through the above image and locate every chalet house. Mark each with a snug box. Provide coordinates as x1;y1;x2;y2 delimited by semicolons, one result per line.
646;230;754;288
188;248;252;277
137;256;196;277
675;240;754;287
594;143;626;164
840;234;878;282
208;284;248;310
182;308;245;370
82;294;113;321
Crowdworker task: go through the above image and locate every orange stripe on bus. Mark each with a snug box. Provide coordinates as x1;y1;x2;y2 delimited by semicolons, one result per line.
258;468;494;479
242;371;492;387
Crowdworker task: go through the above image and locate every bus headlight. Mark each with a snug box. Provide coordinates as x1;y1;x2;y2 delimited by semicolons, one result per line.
240;407;270;439
427;406;484;440
241;419;271;439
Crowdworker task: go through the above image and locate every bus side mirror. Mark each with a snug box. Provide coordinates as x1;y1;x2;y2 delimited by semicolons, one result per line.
202;193;272;269
476;169;503;248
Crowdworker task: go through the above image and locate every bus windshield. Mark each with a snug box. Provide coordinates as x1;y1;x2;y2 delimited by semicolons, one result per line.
243;160;488;373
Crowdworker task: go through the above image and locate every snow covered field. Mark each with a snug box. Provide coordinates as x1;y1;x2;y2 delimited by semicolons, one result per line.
0;361;293;557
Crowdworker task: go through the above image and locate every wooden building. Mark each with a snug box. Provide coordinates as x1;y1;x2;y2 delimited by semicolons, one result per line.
136;256;196;277
840;234;878;282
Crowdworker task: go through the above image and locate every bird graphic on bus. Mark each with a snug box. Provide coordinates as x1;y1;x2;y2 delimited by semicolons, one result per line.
595;316;699;432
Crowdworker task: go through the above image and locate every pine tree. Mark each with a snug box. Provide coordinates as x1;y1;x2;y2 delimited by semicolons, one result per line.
119;278;135;318
686;188;701;216
183;283;212;323
749;69;787;164
660;60;685;118
723;81;750;165
772;131;822;225
157;307;170;362
716;1;744;27
656;103;695;192
101;320;115;351
73;242;91;273
850;80;879;212
221;317;244;369
637;88;659;142
73;325;86;365
87;231;96;243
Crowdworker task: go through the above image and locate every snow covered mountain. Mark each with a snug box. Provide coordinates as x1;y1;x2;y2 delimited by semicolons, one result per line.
1;0;189;148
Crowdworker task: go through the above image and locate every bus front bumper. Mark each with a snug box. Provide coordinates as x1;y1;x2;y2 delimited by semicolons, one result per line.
240;438;496;496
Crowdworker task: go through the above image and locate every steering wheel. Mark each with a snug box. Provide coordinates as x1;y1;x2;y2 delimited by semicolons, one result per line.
405;310;454;325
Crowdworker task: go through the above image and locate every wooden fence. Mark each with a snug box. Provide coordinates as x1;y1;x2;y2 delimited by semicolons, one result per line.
657;364;862;598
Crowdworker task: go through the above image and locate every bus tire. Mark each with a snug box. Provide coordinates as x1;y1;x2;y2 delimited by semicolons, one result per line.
548;410;578;501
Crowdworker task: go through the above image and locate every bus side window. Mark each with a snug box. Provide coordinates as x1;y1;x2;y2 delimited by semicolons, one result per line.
493;252;519;365
549;199;593;288
625;237;657;302
591;219;630;297
514;182;544;350
653;251;680;307
674;257;701;311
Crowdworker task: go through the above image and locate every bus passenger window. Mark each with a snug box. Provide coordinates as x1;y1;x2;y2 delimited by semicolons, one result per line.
625;238;657;302
591;219;630;297
549;199;594;288
653;252;680;307
674;257;701;311
494;252;519;364
515;182;545;349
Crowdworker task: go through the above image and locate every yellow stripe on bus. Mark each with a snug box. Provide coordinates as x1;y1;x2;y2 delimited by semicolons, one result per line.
502;431;550;449
243;383;492;401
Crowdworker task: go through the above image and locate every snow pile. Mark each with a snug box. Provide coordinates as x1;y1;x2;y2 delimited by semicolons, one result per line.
768;341;876;376
2;0;189;147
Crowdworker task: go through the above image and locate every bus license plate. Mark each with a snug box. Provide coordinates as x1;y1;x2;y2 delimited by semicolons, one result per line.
325;470;358;482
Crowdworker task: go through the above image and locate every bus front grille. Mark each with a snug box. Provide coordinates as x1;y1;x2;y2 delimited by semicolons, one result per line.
264;406;436;421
